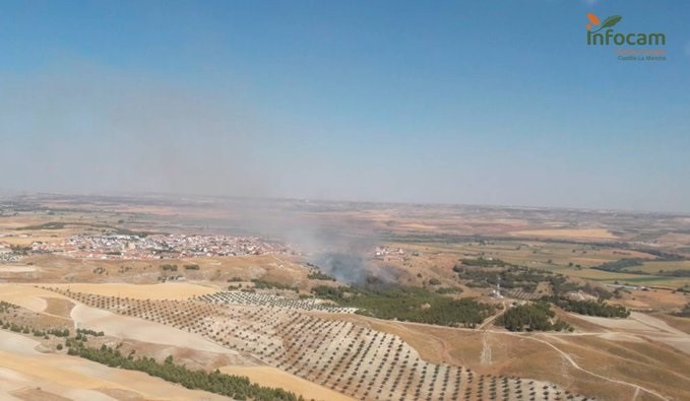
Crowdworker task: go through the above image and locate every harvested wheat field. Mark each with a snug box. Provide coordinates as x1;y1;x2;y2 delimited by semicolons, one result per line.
0;284;65;313
46;282;217;300
0;330;233;401
70;303;239;354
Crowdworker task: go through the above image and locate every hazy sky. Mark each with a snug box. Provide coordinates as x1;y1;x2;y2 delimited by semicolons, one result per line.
1;1;688;212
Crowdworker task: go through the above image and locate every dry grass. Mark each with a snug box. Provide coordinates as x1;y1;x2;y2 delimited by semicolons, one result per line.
636;260;690;274
550;335;690;401
652;313;690;334
42;298;75;319
613;289;689;311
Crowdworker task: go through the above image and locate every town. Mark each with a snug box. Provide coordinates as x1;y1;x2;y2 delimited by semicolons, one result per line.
31;234;291;260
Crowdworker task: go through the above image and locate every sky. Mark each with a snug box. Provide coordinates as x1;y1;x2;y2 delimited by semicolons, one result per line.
0;0;688;212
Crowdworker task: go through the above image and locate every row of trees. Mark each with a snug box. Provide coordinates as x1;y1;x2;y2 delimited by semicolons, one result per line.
160;264;178;271
458;257;514;268
0;301;18;313
546;297;630;318
591;257;690;277
251;279;298;292
306;271;336;281
592;258;644;272
0;320;70;338
67;343;307;401
76;328;104;336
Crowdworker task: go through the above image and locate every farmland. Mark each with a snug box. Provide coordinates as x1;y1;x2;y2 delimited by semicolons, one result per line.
0;194;688;401
45;286;594;401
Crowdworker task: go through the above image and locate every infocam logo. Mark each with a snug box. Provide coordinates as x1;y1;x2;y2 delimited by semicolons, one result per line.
586;13;666;46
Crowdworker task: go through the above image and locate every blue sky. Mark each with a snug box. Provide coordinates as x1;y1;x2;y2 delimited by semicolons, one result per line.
1;0;689;212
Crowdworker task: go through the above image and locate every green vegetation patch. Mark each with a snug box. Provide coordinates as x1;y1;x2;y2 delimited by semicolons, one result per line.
15;222;67;230
454;263;613;300
307;271;336;281
546;297;629;318
592;257;690;279
458;257;515;268
311;284;494;328
592;258;645;273
160;264;178;272
497;302;571;332
251;279;297;292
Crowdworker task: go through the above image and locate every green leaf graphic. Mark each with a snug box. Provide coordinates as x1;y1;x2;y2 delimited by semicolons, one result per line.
601;15;622;29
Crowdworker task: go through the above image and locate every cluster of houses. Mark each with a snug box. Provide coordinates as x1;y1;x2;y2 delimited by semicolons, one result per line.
0;245;22;263
32;234;290;260
373;246;406;261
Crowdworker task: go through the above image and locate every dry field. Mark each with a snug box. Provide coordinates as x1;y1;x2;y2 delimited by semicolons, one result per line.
611;289;689;312
335;313;690;401
653;313;690;334
635;260;690;274
47;282;217;300
0;330;233;401
0;252;309;290
395;237;690;290
508;228;618;241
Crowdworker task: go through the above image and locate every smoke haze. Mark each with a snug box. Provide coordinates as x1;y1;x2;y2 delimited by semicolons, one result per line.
2;1;689;212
